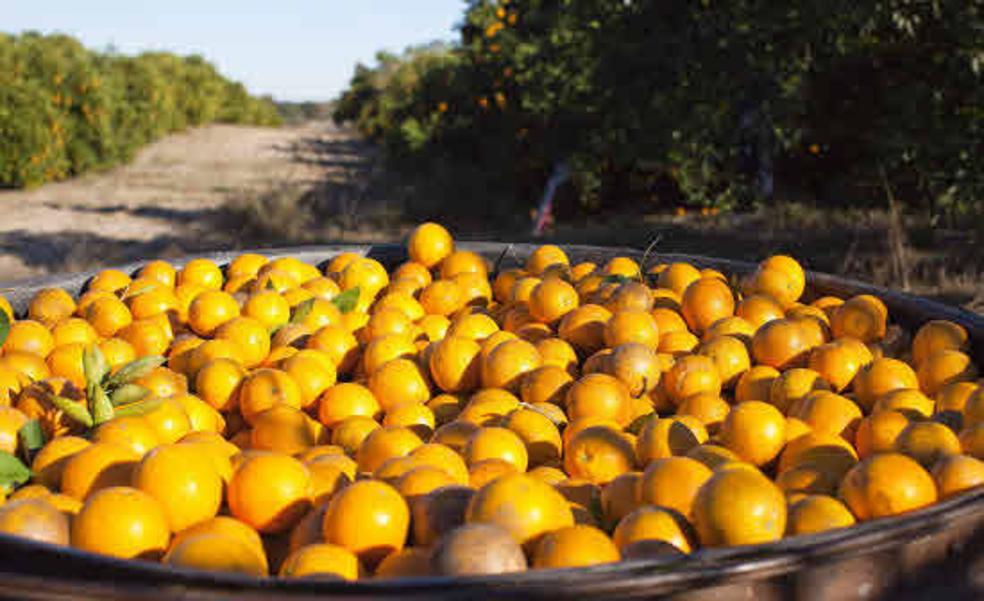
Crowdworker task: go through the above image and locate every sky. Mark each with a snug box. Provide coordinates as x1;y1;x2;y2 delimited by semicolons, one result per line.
3;0;463;101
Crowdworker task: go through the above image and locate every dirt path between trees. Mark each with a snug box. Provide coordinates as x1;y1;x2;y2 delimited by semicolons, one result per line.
0;120;374;281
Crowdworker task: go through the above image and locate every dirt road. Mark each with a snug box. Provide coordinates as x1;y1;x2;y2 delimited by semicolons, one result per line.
0;121;375;281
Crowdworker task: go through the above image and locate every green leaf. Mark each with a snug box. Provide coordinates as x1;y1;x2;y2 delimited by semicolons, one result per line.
91;387;115;425
110;383;150;407
18;419;44;463
104;356;165;389
82;344;109;396
50;395;94;428
113;397;164;419
331;287;360;314
0;451;31;493
290;298;316;324
0;309;9;349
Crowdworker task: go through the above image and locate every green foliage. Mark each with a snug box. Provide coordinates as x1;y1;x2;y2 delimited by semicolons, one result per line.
334;1;983;216
0;32;282;189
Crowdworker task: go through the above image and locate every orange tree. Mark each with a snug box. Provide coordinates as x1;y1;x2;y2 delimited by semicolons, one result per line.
334;0;983;217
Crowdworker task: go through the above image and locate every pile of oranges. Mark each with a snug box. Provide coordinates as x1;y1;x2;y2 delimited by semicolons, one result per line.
0;221;981;580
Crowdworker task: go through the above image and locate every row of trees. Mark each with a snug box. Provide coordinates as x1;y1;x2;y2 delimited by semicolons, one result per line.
0;32;281;188
334;0;983;217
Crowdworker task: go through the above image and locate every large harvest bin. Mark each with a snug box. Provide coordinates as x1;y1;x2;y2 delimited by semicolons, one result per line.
0;242;982;600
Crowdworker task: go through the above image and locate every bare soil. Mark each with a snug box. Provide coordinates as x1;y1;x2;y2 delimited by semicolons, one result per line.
0;121;980;313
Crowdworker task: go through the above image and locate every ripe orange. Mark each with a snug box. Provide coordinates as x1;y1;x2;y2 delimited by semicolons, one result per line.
526;245;570;276
872;388;934;419
563;425;636;484
854;410;911;458
3;320;55;358
698;335;750;389
932;454;984;499
693;466;786;546
133;443;222;532
786;495;856;536
734;365;780;403
718;401;786;467
533;524;619;569
657;263;701;296
502;408;562;466
481;338;541;392
323;479;409;568
28;288;76;327
368;358;431;412
0;498;70;546
612;505;693;554
853;358;919;411
428;336;482;393
317;383;380;428
635;415;708;464
178;259;224;290
407;222;454;269
164;531;268;576
752;318;811;369
92;416;161;457
238;368;303;424
565;373;633;427
912;320;969;367
894;421;961;468
735;294;784;330
558;304;612;356
72;487;170;559
839;453;937;519
87;269;132;295
279;543;363;580
188;290;240;337
917;350;977;397
788;391;862;439
280;352;337;410
638;457;713;520
195;358;246;412
604;309;660;348
214;317;271;369
228;452;311;534
251;405;323;455
681;277;735;335
356;426;423;473
662;355;721;404
831;295;887;343
465;473;574;551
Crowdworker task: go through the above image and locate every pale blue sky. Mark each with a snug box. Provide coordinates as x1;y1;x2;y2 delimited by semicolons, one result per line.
4;1;463;101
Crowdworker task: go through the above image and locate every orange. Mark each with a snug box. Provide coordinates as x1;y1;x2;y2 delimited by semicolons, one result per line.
612;505;693;553
195;358;246;411
87;269;132;294
565;373;633;427
751;318;811;369
481;338;541;392
657;263;701;296
419;280;464;317
735;365;780;403
50;318;98;348
46;343;86;387
392;262;433;291
693;465;786;546
960;423;984;459
432;420;480;455
251;406;323;455
932;454;984;499
228;452;311;533
912;320;969;367
936;381;979;414
768;368;830;413
469;458;519;487
686;443;741;471
681;277;734;334
581;348;612;375
3;320;54;358
135;366;188;399
439;251;487;281
894;421;961;468
322;479;409;567
563;425;635;484
126;286;180;322
0;497;70;545
93;416;161;457
853;358;919;411
704;316;756;347
718;401;786;466
164;531;268;576
532;524;619;569
917;350;977;397
854;410;911;459
463;426;529;472
698;335;750;388
238;368;302;424
28;288;76;327
662;355;721;404
807;340;866;392
279;543;362;580
598;470;642;528
137;260;177;288
368;358;431;412
280;352;337;410
356;426;423;473
214;317;271;368
447;312;499;341
428;336;482;393
362;334;416;376
178;258;224;290
557;304;612;356
788;391;862;439
72;486;169;559
383;402;435;440
453;272;493;308
839;453;937;519
330;416;380;457
502;408;562;466
650;288;683;311
526;245;569;276
786;495;856;535
31;435;91;491
528;278;579;325
830;295;887;343
493;269;526;304
318;383;380;428
520;365;574;406
188;290;240;337
872;388;935;419
609;343;662;397
635;415;708;464
225;254;269;282
677;392;731;432
307;325;360;375
603;310;660;348
465;473;574;551
0;352;50;382
638;457;713;520
407;222;454;269
735;294;784;330
167;335;205;375
133;443;222;532
141;397;192;445
117;319;170;358
325;252;362;277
